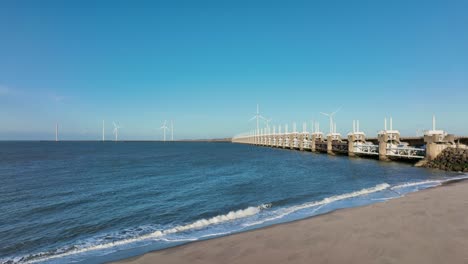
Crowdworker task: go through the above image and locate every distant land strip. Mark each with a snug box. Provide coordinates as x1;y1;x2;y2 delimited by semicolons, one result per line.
0;138;233;142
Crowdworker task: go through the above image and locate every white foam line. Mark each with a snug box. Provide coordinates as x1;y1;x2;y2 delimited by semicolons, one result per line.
199;230;237;238
444;174;468;182
19;204;270;264
391;180;442;190
371;197;396;201
391;175;468;191
244;183;390;227
160;237;198;242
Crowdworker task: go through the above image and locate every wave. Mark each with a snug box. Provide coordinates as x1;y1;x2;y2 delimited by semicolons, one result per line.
7;176;468;264
244;183;390;227
149;204;270;237
7;204;271;264
391;180;442;190
391;174;468;191
444;174;468;182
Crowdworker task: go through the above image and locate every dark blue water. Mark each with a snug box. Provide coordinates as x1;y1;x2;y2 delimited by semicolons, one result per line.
0;142;464;264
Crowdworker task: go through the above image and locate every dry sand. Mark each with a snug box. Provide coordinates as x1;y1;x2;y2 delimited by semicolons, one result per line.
115;181;468;264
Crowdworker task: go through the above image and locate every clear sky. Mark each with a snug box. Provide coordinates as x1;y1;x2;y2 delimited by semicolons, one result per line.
0;0;467;140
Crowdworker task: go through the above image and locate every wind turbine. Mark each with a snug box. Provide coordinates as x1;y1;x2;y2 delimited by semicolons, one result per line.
320;107;341;134
102;120;105;141
161;120;169;142
55;123;58;142
113;122;121;141
249;104;265;137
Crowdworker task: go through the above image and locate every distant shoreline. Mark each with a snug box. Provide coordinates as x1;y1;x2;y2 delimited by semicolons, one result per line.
0;139;232;142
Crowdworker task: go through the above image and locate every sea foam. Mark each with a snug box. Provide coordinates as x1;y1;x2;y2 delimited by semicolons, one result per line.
391;174;468;191
10;176;468;264
11;204;270;264
12;183;394;263
244;183;391;227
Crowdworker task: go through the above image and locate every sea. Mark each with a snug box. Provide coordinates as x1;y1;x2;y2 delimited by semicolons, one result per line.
0;141;465;264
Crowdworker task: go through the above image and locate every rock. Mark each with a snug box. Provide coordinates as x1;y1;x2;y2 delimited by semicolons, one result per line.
422;147;468;171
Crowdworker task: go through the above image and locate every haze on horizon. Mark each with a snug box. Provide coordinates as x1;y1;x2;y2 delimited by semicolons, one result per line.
0;0;467;140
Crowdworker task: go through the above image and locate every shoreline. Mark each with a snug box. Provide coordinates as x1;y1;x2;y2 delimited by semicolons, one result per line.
113;179;468;264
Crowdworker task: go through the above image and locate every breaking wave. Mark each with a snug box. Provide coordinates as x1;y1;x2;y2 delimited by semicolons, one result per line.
391;174;468;191
5;204;271;264
5;176;468;264
244;183;391;227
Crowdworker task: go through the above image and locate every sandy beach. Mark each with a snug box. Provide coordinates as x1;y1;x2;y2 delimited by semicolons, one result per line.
115;180;468;264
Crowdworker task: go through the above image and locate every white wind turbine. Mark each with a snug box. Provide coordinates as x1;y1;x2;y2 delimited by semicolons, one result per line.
249;104;265;137
320;107;341;134
161;120;169;142
113;122;121;141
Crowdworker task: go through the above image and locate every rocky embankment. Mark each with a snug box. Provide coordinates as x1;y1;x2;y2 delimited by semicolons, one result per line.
423;148;468;172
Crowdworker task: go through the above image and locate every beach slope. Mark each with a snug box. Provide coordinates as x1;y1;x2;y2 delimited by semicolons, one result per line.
115;181;468;264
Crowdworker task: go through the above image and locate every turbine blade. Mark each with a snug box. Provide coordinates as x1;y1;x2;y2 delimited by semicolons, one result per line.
249;116;256;121
332;107;342;115
320;112;329;116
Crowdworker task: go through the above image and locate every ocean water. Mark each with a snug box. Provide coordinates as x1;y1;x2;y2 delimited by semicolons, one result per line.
0;141;464;264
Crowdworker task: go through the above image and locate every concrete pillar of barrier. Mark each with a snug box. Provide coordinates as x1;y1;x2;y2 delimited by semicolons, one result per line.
348;134;356;157
327;135;334;155
378;133;390;161
299;134;304;151
290;134;296;150
310;135;317;152
424;133;455;160
426;143;447;160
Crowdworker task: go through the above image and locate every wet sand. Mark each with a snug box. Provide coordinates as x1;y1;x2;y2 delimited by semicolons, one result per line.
115;181;468;264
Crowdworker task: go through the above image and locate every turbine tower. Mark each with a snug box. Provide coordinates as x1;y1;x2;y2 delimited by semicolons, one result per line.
113;122;121;141
102;120;105;141
161;120;169;142
55;123;58;142
249;104;265;137
320;107;341;134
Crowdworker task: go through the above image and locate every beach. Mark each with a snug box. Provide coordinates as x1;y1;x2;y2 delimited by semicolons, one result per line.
115;180;468;264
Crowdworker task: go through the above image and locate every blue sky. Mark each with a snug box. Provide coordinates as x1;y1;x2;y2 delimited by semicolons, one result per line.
0;0;467;140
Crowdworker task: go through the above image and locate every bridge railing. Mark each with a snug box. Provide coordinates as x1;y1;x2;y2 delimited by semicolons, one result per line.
354;144;379;155
386;147;425;159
